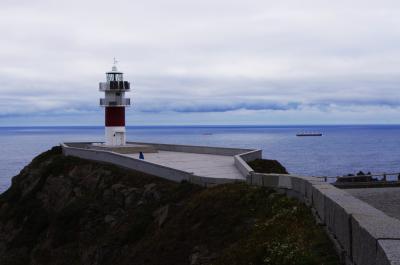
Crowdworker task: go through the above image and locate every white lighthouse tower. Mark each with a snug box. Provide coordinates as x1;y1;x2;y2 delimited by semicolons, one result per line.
99;59;131;146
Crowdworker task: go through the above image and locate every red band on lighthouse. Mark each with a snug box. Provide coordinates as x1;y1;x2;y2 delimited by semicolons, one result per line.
105;107;125;126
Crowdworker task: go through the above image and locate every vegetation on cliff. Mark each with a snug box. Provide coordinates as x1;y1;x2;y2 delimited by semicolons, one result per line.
0;146;338;265
247;159;289;174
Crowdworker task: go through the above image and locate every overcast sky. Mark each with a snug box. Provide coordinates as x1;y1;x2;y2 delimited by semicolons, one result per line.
2;0;400;125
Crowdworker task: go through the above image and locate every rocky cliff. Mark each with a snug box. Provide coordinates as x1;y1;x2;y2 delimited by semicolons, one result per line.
0;146;338;265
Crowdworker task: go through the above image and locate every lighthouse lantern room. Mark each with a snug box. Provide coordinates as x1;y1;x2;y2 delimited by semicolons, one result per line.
99;60;131;146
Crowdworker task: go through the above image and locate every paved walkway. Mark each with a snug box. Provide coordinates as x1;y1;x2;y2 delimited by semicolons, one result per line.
347;187;400;220
125;151;245;180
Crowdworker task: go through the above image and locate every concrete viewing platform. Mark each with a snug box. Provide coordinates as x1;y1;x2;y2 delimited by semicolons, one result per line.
125;151;244;180
61;141;262;186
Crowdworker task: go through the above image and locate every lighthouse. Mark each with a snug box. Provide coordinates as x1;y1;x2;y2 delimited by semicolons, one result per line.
99;60;131;146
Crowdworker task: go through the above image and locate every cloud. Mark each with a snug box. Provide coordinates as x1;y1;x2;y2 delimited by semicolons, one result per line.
2;0;400;125
137;100;301;113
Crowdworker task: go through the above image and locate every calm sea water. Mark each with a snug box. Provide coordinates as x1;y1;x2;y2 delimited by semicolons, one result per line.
1;125;400;192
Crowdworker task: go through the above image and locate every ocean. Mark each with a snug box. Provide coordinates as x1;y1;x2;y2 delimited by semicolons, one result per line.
1;125;400;193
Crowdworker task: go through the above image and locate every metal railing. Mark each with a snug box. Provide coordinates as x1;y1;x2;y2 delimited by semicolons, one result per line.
314;172;400;188
100;98;130;106
325;172;400;182
99;81;131;91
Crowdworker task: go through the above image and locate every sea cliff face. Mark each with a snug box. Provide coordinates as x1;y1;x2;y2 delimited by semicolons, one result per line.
0;146;338;265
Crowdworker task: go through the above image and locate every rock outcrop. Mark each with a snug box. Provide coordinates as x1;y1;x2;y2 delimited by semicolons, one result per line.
0;146;338;265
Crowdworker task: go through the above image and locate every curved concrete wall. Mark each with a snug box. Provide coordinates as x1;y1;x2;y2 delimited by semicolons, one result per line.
248;173;400;265
234;149;262;177
62;144;194;182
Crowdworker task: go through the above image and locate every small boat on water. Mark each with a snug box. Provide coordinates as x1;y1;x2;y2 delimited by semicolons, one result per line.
296;132;323;137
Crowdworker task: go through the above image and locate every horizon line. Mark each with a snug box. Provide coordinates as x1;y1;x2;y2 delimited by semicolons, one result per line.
1;123;400;128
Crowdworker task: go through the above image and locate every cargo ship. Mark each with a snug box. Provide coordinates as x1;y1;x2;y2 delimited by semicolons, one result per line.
296;132;323;137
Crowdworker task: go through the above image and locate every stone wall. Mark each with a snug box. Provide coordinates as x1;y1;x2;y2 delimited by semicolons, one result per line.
248;173;400;265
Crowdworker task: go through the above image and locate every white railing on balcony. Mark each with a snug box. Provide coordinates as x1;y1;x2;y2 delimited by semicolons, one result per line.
100;98;131;106
99;82;131;91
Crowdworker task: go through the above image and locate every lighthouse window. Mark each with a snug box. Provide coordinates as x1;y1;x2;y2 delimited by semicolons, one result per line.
116;74;123;81
107;74;115;81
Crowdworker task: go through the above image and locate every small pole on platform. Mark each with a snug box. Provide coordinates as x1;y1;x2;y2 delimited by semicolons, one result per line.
139;151;144;160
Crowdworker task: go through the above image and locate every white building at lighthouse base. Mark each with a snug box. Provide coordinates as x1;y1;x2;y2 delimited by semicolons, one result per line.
105;126;126;146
